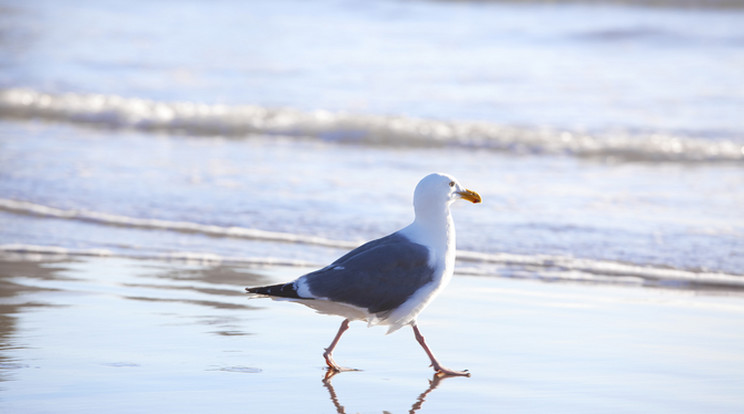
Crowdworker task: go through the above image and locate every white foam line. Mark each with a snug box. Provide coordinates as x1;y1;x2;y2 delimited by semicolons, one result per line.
0;198;358;250
457;250;744;288
1;242;741;290
2;198;742;288
0;244;319;268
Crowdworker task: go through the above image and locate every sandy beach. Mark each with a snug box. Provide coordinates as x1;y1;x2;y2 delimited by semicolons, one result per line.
1;255;743;413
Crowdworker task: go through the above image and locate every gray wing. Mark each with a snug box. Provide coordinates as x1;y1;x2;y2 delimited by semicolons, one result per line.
300;232;434;314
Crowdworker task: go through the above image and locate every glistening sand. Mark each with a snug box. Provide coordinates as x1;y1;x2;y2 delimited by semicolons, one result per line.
1;256;743;413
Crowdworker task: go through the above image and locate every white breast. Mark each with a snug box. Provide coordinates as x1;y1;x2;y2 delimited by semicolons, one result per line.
382;215;456;333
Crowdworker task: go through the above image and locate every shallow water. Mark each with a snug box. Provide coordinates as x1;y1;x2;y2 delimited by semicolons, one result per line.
1;256;743;413
1;120;742;286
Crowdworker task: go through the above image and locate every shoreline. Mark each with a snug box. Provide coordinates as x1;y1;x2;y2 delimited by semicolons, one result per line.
2;246;743;294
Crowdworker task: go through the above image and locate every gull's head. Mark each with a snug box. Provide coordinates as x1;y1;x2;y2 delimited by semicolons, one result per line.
413;173;481;214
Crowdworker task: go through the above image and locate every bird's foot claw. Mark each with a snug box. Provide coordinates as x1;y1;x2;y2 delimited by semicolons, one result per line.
324;352;360;374
327;365;360;373
433;365;470;377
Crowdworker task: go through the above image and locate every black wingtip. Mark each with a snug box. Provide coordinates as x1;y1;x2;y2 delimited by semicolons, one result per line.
245;282;302;299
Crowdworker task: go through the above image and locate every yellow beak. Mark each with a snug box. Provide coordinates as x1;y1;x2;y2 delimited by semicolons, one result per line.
457;189;482;204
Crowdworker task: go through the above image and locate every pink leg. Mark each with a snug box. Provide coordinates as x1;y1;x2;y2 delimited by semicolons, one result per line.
323;319;357;372
412;323;470;377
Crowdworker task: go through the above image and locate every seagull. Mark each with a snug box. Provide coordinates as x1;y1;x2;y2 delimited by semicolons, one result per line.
246;173;481;376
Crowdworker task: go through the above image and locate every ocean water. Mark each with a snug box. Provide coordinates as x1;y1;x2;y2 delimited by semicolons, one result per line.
2;1;744;412
1;0;743;284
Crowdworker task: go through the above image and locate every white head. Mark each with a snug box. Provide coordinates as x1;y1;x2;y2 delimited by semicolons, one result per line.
413;173;481;219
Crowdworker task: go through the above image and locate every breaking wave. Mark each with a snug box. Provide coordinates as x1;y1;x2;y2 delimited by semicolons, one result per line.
1;88;742;163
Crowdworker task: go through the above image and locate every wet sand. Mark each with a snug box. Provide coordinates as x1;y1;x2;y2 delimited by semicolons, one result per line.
1;255;743;413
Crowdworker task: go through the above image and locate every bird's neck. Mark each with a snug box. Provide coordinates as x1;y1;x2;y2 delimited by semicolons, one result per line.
408;205;456;257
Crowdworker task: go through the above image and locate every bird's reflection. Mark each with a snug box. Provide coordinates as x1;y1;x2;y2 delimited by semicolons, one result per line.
322;371;449;414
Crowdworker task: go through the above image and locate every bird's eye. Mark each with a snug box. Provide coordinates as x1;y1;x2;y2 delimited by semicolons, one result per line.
449;181;455;187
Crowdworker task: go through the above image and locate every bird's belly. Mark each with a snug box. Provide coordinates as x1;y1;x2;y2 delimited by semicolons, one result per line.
283;297;371;321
